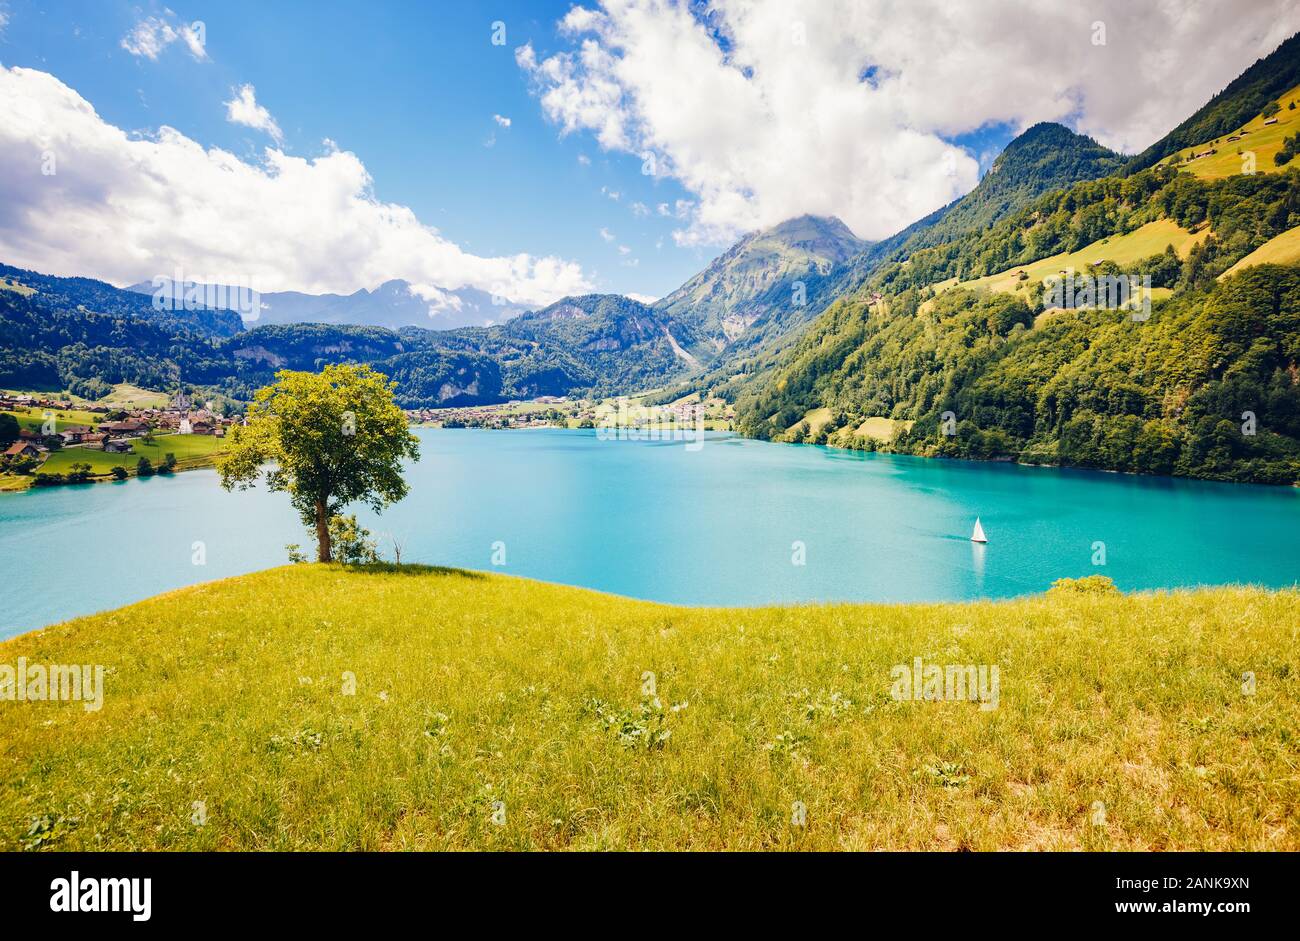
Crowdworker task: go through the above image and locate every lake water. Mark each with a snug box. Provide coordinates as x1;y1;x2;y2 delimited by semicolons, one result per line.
3;428;1298;637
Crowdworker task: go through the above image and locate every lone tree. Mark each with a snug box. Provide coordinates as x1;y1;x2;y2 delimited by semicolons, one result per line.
216;364;420;562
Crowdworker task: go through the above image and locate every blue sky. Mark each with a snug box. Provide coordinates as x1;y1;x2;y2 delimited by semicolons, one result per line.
1;0;715;298
1;1;1296;305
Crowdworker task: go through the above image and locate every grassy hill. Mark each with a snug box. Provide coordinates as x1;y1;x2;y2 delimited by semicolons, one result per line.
1;565;1295;851
3;404;104;433
1221;224;1300;276
1156;82;1300;179
930;217;1208;305
1129;31;1300;170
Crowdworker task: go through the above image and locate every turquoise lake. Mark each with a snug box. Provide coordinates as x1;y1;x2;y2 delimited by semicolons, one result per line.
3;428;1298;637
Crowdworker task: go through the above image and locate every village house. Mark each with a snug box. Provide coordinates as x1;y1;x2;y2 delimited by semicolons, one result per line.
99;419;149;437
104;438;134;453
81;433;108;450
58;424;94;445
4;441;41;460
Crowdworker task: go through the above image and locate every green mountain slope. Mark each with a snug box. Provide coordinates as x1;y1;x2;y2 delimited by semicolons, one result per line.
924;123;1125;245
503;293;701;392
828;123;1126;295
734;157;1300;484
0;263;245;338
654;214;867;357
662;122;1131;408
1129;31;1300;171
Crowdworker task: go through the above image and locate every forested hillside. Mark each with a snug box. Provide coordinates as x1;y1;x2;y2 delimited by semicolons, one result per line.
733;156;1300;484
0;273;700;407
655;122;1134;408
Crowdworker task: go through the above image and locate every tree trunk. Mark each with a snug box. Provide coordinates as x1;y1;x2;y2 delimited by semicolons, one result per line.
315;500;331;562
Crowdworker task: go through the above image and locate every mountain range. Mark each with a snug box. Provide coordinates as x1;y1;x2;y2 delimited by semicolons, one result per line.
3;29;1300;483
128;277;532;330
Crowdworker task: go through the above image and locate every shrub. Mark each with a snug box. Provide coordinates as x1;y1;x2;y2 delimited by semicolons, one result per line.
1048;575;1120;595
327;515;379;565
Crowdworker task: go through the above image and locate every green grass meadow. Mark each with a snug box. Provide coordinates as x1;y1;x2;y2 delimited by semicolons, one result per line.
1157;82;1300;180
1;565;1295;851
3;405;104;434
2;384;170;411
38;433;225;476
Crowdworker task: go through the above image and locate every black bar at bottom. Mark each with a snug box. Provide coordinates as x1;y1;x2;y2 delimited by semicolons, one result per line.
0;851;1289;927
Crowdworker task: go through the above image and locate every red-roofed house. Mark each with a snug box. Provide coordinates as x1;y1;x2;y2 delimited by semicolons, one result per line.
4;441;40;459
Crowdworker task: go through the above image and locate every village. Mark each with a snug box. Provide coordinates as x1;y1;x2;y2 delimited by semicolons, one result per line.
1;387;733;489
405;394;730;431
0;391;238;485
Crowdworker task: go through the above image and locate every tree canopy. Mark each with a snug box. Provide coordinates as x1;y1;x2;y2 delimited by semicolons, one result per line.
216;363;420;561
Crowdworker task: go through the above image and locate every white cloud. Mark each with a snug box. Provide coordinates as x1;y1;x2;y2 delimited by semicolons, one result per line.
493;114;512;127
224;84;283;144
599;227;616;241
519;0;1300;246
0;66;592;307
121;14;207;61
625;291;658;304
630;200;649;216
409;282;465;318
601;185;620;200
577;153;591;165
617;244;631;255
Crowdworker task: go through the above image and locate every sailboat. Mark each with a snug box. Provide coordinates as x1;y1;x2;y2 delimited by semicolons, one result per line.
970;517;988;544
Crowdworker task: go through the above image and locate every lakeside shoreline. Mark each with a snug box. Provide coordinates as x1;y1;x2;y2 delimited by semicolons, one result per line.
0;448;222;493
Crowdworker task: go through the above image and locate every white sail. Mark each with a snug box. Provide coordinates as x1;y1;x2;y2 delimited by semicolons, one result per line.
971;518;988;543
